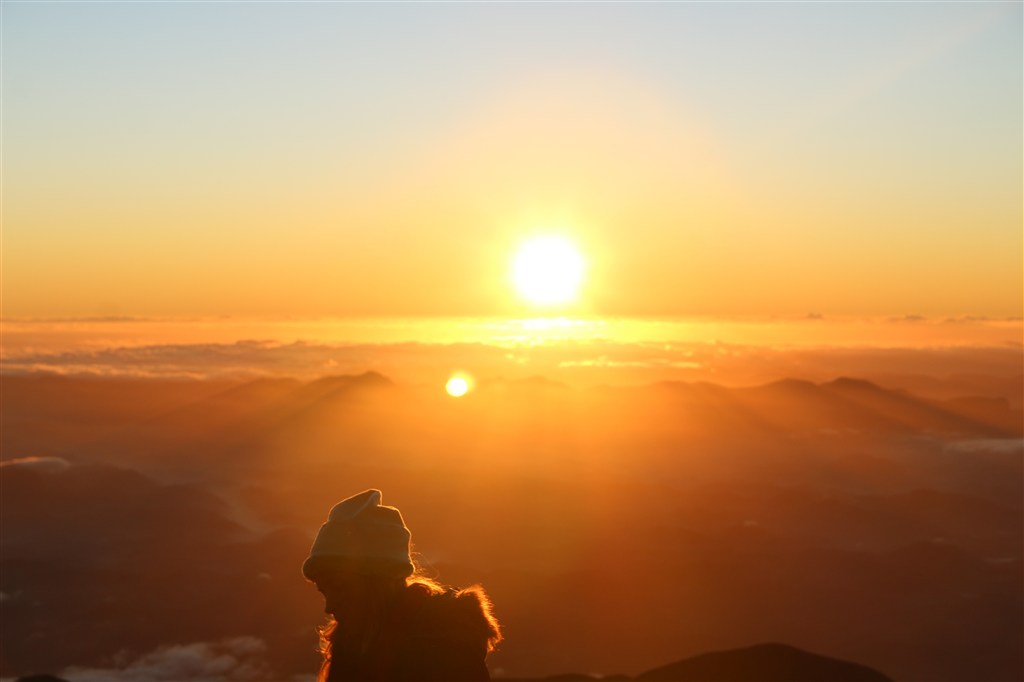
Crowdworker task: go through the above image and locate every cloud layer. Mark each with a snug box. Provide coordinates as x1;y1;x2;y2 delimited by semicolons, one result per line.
62;638;273;682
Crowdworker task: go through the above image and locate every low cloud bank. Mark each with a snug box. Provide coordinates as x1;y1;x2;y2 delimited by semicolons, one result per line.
61;637;271;682
946;438;1024;454
2;337;1021;398
2;315;1021;383
0;456;71;472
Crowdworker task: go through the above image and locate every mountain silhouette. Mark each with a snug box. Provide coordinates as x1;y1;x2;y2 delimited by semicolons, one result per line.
496;644;891;681
635;643;892;681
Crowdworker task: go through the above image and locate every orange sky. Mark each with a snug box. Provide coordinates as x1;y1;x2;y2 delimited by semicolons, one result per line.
3;3;1021;319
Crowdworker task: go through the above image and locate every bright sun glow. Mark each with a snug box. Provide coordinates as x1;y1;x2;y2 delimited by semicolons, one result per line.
445;375;470;397
512;236;585;306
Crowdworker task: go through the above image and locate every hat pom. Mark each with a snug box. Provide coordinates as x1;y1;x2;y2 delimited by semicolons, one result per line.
327;489;381;522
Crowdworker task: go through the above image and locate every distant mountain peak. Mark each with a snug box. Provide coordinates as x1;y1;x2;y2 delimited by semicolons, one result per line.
826;377;884;392
761;378;818;391
306;371;395;390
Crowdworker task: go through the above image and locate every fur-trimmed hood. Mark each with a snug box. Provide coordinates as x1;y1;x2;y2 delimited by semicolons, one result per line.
324;581;501;681
403;583;502;655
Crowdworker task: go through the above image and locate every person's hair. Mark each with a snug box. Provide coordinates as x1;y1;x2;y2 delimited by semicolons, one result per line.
315;568;501;682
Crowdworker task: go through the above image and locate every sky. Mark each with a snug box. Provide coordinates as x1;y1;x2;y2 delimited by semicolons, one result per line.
2;1;1022;320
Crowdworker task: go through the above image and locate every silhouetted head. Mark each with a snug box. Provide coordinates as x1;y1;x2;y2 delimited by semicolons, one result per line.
309;562;408;619
303;490;414;619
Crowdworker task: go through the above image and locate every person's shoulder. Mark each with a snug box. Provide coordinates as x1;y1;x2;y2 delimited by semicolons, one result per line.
407;582;502;654
385;581;501;679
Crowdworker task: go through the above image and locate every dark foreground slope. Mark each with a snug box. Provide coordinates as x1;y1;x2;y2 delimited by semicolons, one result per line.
637;643;892;682
496;644;893;681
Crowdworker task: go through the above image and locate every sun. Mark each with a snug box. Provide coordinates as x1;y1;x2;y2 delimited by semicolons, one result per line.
512;236;585;306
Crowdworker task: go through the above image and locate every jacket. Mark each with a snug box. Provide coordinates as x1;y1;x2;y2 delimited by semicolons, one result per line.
326;584;500;682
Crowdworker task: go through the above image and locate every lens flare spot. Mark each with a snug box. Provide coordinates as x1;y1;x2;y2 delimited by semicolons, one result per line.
446;375;470;397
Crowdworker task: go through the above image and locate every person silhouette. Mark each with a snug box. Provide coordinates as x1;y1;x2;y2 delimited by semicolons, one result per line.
303;489;501;682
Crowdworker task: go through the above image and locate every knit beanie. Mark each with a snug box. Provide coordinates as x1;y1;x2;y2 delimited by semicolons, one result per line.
302;489;414;579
